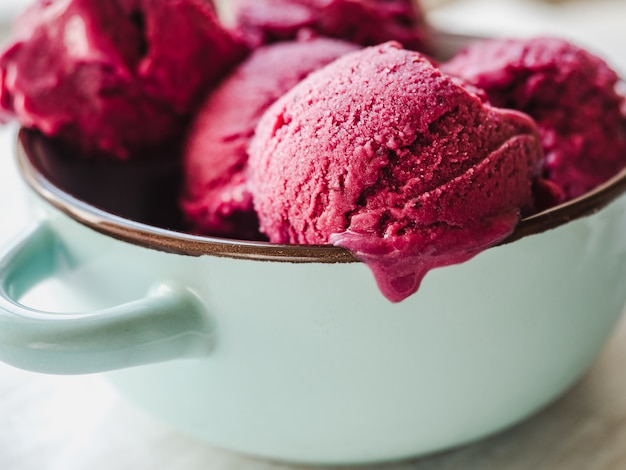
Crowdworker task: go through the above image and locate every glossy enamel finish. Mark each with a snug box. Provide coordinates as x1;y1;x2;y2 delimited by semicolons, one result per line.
0;127;623;462
22;188;626;463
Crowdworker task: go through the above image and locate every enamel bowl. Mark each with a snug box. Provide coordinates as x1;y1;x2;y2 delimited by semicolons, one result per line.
1;32;626;463
1;127;625;464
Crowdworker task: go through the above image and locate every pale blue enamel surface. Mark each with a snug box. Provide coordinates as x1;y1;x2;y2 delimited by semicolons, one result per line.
0;191;625;463
0;223;214;374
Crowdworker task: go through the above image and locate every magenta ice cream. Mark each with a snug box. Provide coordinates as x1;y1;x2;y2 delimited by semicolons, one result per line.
442;37;626;202
182;36;359;238
0;0;248;158
248;42;544;302
232;0;429;51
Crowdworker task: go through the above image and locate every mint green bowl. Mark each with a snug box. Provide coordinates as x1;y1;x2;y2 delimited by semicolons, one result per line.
0;126;624;464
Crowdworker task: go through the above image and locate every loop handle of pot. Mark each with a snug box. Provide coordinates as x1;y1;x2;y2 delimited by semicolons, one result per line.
0;223;214;375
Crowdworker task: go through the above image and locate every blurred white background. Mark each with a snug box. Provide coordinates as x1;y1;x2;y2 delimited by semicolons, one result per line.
0;0;24;17
1;1;626;469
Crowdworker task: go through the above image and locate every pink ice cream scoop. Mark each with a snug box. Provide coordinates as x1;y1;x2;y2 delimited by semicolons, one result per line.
182;36;359;239
248;42;544;302
441;37;626;202
231;0;429;51
0;0;248;158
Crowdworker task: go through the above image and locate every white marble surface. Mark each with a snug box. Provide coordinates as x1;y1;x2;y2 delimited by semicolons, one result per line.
2;1;626;469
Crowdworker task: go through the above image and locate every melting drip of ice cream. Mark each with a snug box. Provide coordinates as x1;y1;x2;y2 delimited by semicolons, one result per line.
249;43;544;302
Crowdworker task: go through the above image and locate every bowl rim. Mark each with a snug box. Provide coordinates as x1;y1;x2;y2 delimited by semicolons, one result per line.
16;128;626;264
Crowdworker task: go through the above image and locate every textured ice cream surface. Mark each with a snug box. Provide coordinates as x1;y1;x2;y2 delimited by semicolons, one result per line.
231;0;429;51
442;37;626;202
0;0;248;158
249;42;544;302
182;36;359;239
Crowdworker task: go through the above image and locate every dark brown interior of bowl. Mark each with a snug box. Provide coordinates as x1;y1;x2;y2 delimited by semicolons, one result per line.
17;129;358;262
16;128;626;263
20;128;186;232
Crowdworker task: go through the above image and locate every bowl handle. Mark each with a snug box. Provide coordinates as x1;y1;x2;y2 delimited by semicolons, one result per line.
0;223;214;375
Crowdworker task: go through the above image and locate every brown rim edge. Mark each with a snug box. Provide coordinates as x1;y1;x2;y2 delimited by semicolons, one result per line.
16;129;626;264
